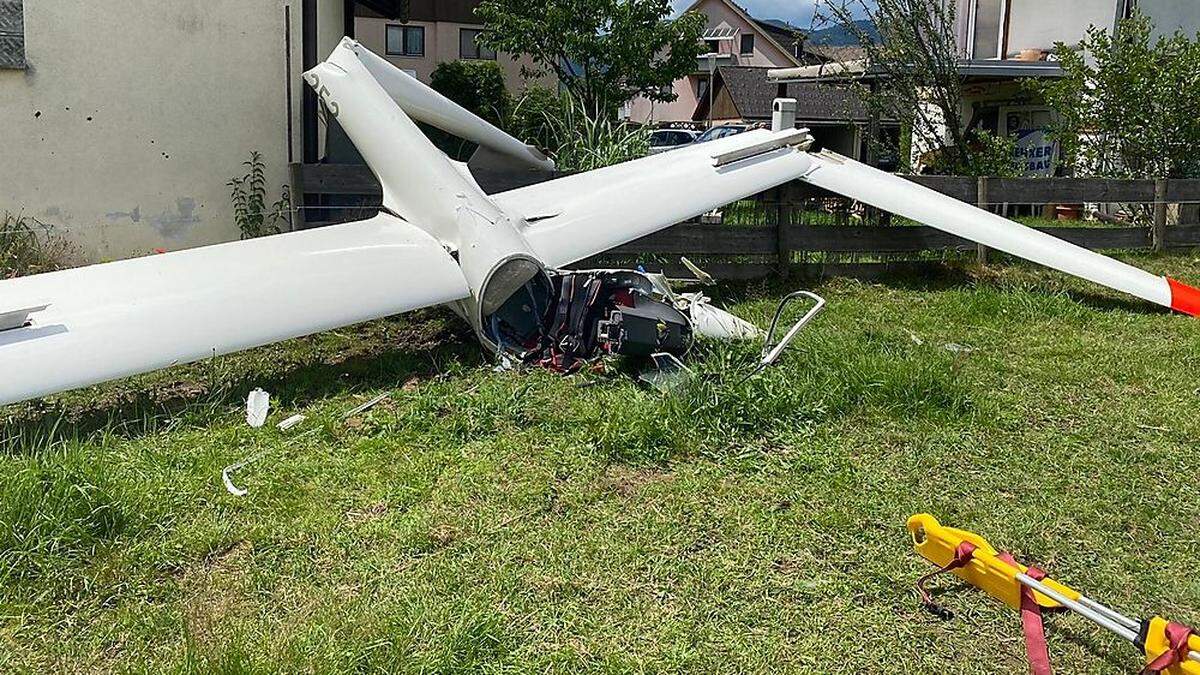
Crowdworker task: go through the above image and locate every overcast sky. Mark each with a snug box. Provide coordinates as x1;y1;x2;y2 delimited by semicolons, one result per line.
669;0;872;29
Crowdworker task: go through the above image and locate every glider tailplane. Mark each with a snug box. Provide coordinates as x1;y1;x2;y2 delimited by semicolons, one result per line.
348;39;555;173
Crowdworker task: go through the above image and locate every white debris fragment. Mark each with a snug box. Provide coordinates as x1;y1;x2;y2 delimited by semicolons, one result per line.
246;388;270;428
943;343;974;354
343;393;389;418
222;451;268;497
680;257;715;286
277;414;307;431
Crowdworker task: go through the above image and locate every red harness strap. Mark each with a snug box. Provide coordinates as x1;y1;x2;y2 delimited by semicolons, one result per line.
916;545;1059;675
1145;622;1196;674
916;542;977;613
997;552;1056;675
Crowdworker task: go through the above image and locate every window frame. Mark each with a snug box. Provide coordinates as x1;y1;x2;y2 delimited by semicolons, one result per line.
459;28;497;61
739;33;755;55
385;23;425;58
966;0;1007;60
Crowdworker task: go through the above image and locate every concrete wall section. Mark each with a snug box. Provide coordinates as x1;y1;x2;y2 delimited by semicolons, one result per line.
0;0;343;262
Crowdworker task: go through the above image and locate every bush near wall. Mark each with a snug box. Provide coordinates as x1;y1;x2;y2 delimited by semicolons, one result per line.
0;213;74;279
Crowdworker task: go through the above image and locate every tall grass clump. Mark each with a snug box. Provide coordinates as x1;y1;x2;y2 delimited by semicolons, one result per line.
511;90;649;171
1;212;74;278
0;447;152;587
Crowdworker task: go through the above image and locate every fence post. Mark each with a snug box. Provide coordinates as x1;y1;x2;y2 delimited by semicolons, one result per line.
976;176;989;265
1153;178;1168;252
774;186;790;279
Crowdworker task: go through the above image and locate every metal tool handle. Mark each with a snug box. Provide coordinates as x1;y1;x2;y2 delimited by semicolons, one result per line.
1017;574;1200;665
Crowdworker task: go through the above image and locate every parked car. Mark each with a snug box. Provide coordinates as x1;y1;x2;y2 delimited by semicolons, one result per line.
648;129;700;154
695;124;752;144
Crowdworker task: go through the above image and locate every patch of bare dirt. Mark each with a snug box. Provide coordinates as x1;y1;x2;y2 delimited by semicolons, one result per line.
602;465;675;498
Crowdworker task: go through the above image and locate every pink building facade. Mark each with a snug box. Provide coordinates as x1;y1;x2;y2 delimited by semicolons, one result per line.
626;0;803;124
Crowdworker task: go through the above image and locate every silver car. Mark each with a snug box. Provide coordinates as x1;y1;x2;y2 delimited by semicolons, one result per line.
648;128;701;155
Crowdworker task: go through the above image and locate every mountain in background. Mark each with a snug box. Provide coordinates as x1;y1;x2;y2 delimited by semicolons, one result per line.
803;19;880;45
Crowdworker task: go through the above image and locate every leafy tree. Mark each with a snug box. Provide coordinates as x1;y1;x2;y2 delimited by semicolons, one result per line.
430;60;511;126
475;0;706;115
1035;13;1200;180
427;60;511;160
820;0;1017;176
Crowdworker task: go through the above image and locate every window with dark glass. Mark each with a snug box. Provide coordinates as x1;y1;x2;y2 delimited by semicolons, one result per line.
386;24;425;57
740;33;755;54
0;0;25;69
460;28;496;60
971;0;1003;59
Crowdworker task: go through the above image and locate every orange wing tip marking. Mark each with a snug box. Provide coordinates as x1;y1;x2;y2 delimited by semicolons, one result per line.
1168;278;1200;316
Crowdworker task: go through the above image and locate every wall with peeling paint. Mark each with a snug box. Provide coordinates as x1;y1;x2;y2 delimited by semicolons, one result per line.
0;0;344;262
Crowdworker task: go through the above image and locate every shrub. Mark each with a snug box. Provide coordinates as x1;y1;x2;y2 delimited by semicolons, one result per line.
0;213;74;279
508;86;563;154
428;61;512;161
227;151;291;239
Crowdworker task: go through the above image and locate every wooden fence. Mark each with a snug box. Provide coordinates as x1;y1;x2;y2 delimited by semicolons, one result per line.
291;163;1200;280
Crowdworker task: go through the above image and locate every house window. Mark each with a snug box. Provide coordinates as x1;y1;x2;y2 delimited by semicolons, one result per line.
970;0;1005;59
460;28;496;60
704;39;720;54
386;24;425;57
740;33;755;55
0;0;25;69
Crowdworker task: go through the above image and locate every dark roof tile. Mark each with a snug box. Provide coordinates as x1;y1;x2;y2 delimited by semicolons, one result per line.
713;65;872;122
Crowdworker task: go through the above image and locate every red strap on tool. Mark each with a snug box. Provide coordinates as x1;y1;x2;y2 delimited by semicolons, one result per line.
1145;622;1196;674
997;552;1056;675
916;541;977;608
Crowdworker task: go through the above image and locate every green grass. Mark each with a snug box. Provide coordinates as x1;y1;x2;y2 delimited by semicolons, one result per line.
4;252;1200;673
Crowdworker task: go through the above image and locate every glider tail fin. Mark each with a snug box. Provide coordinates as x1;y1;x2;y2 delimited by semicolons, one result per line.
304;39;497;247
349;41;554;173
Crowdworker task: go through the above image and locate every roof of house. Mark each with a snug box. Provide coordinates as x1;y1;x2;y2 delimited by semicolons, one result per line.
682;0;803;67
698;65;877;123
751;18;803;58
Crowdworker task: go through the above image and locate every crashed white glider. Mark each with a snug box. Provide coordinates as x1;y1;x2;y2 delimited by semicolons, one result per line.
0;38;1196;406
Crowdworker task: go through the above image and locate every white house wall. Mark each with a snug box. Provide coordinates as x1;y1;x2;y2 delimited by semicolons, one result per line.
0;0;343;262
1135;0;1200;39
353;17;545;93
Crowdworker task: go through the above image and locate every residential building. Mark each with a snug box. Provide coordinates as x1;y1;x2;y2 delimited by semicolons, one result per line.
945;0;1200;175
771;0;1200;175
626;0;808;124
353;0;544;92
697;66;898;162
0;0;397;261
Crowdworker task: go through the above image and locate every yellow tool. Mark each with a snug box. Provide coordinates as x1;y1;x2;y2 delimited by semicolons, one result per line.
908;514;1200;674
